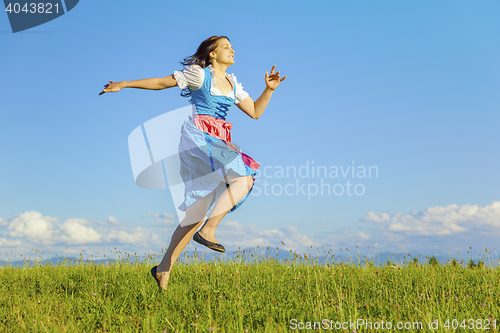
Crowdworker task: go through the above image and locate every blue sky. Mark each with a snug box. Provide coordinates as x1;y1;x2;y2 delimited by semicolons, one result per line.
1;0;499;262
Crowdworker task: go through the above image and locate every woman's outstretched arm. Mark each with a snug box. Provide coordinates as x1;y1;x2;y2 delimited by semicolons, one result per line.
236;65;286;119
99;74;177;95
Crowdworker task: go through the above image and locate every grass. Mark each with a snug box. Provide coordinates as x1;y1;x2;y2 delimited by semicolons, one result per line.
0;249;499;332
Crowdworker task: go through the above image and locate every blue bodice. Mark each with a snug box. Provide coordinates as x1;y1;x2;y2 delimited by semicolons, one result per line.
190;67;236;120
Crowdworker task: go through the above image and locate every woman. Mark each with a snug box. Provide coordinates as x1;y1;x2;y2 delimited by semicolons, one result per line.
100;36;286;291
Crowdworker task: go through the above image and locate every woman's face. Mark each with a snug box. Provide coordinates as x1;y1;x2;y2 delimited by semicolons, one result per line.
211;38;235;65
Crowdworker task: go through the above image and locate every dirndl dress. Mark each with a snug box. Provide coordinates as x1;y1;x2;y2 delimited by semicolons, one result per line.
173;65;260;214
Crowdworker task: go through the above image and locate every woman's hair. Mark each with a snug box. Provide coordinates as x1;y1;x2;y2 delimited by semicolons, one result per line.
180;36;229;97
182;35;229;68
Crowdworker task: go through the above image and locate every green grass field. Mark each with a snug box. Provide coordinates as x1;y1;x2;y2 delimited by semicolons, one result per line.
1;249;498;332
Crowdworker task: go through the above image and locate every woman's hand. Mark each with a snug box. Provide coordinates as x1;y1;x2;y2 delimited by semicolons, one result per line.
99;80;123;95
265;65;287;91
237;65;287;119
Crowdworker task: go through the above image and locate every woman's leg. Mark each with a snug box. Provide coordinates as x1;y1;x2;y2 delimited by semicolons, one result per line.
155;192;213;290
197;170;253;243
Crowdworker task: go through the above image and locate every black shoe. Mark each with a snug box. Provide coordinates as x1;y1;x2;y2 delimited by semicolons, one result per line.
150;266;163;292
193;231;226;253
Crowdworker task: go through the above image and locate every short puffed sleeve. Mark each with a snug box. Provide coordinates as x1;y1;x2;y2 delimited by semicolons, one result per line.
173;65;205;90
230;74;249;104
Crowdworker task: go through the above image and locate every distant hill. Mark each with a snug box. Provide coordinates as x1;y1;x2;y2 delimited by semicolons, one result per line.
1;248;497;268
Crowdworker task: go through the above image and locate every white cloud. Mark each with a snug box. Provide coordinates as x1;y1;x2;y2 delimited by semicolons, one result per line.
148;213;176;219
6;211;59;245
1;211;158;247
107;216;119;225
364;211;390;223
358;232;370;240
0;237;22;247
59;218;102;244
104;227;158;245
217;221;317;251
364;201;500;236
147;212;176;225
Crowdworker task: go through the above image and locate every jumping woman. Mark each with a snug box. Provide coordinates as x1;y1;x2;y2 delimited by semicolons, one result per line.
99;36;286;291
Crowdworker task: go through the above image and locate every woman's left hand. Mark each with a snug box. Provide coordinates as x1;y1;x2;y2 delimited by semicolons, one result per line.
265;65;287;90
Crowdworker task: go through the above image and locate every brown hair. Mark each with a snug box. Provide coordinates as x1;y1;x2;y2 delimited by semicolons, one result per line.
181;35;229;68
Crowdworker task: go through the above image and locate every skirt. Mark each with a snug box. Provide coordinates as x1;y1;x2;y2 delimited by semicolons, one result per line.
177;114;260;213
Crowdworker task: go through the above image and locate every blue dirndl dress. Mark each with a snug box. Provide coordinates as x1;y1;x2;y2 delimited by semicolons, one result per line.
175;66;260;214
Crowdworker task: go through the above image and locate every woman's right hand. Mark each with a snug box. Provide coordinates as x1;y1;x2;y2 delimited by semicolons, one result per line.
99;80;123;95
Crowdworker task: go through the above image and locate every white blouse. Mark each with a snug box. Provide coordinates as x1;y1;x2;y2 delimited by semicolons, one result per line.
173;64;249;104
